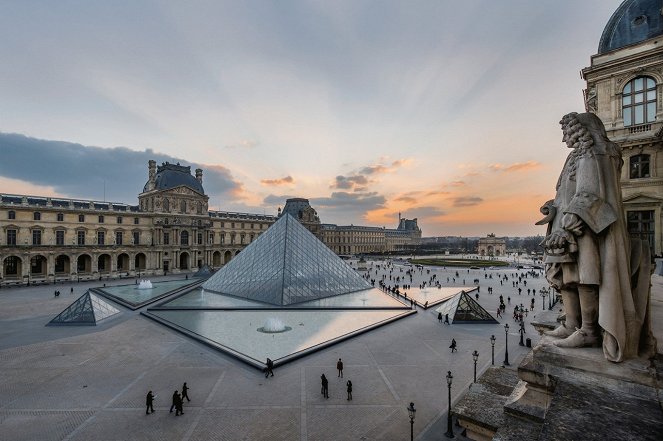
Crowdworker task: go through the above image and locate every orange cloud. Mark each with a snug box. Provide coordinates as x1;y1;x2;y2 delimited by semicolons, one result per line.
489;161;541;173
260;175;294;186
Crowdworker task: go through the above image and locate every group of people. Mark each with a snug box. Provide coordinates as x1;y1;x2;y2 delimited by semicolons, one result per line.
145;382;190;416
319;358;352;400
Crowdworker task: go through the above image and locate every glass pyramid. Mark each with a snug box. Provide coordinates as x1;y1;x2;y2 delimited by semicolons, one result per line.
202;214;371;306
433;290;498;324
48;291;121;326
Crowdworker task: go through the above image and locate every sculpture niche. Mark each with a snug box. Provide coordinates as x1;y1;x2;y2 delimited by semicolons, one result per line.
537;112;656;362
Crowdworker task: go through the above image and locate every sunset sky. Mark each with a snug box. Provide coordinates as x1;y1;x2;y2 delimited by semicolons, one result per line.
0;0;623;236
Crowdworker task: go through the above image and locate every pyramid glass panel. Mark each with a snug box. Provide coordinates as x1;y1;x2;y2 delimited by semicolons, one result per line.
89;293;121;322
202;214;370;305
433;291;497;324
48;291;120;325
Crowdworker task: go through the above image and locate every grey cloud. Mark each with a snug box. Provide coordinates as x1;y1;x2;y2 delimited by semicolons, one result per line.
0;132;242;203
331;175;369;190
452;196;483;207
263;194;297;206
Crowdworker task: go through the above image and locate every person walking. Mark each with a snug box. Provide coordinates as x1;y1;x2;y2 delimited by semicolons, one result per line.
438;312;443;323
444;314;450;325
145;390;155;415
449;338;457;353
337;358;344;378
181;382;190;402
346;380;353;401
321;374;329;399
170;390;180;413
175;391;184;416
265;358;274;378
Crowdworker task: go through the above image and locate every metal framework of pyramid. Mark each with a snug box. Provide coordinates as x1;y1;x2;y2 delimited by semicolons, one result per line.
48;291;121;326
202;214;371;306
433;290;498;324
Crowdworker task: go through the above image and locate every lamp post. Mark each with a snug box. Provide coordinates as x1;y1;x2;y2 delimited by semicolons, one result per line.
503;323;510;366
539;288;547;311
407;402;416;441
472;350;479;383
490;335;496;365
445;371;454;438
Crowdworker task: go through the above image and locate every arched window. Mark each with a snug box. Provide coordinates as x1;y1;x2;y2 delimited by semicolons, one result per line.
181;230;189;245
630;154;650;179
623;76;656;126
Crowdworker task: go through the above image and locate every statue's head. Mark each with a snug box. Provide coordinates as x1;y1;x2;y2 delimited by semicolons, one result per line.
560;112;610;150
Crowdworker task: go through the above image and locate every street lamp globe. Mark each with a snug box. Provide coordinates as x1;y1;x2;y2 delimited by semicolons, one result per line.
472;350;479;362
407;402;416;421
446;370;453;386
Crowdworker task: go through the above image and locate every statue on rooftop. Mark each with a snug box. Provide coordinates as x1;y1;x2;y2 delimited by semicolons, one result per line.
537;112;656;362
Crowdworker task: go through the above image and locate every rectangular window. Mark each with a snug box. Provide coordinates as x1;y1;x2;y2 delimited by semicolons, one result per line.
116;232;123;245
32;230;42;245
6;229;16;245
627;210;655;251
197;232;203;245
8;211;15;220
77;230;85;245
34;212;41;221
57;213;64;222
133;231;140;245
117;216;123;224
97;231;105;245
56;230;65;245
163;232;170;245
220;233;225;244
99;215;104;223
79;214;85;222
134;217;139;225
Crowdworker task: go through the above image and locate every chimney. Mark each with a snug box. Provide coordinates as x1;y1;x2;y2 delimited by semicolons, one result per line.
147;160;156;191
195;168;203;184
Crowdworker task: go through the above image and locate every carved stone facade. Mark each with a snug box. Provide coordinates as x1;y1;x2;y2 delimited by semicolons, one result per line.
0;161;275;286
581;1;663;255
322;215;422;255
477;233;506;256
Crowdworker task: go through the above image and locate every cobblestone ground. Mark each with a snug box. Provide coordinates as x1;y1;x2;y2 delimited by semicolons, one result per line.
4;258;647;441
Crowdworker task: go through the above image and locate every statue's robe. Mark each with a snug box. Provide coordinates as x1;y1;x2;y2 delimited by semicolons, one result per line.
545;140;655;362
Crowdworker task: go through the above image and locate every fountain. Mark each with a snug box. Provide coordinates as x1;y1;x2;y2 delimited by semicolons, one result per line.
257;317;291;333
138;279;153;290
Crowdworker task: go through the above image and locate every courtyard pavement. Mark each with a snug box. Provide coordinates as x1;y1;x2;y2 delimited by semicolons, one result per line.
1;257;660;441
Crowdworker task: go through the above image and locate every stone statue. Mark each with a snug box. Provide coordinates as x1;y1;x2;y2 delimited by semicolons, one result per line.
537;112;656;362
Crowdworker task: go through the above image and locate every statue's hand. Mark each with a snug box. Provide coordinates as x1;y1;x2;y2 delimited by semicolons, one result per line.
562;213;583;235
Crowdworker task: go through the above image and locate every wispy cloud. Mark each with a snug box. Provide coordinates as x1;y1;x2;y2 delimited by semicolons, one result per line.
224;140;259;149
489;161;541;173
452;196;483;207
359;159;411;175
260;175;294;186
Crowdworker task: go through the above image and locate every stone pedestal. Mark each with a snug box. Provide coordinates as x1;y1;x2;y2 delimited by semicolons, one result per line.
504;336;659;424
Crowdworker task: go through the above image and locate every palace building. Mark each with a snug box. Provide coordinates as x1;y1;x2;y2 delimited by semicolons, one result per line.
581;0;663;255
0;161;421;286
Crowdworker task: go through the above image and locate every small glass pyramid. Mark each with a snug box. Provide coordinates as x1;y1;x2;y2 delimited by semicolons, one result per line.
202;214;371;306
433;290;497;324
48;291;120;325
